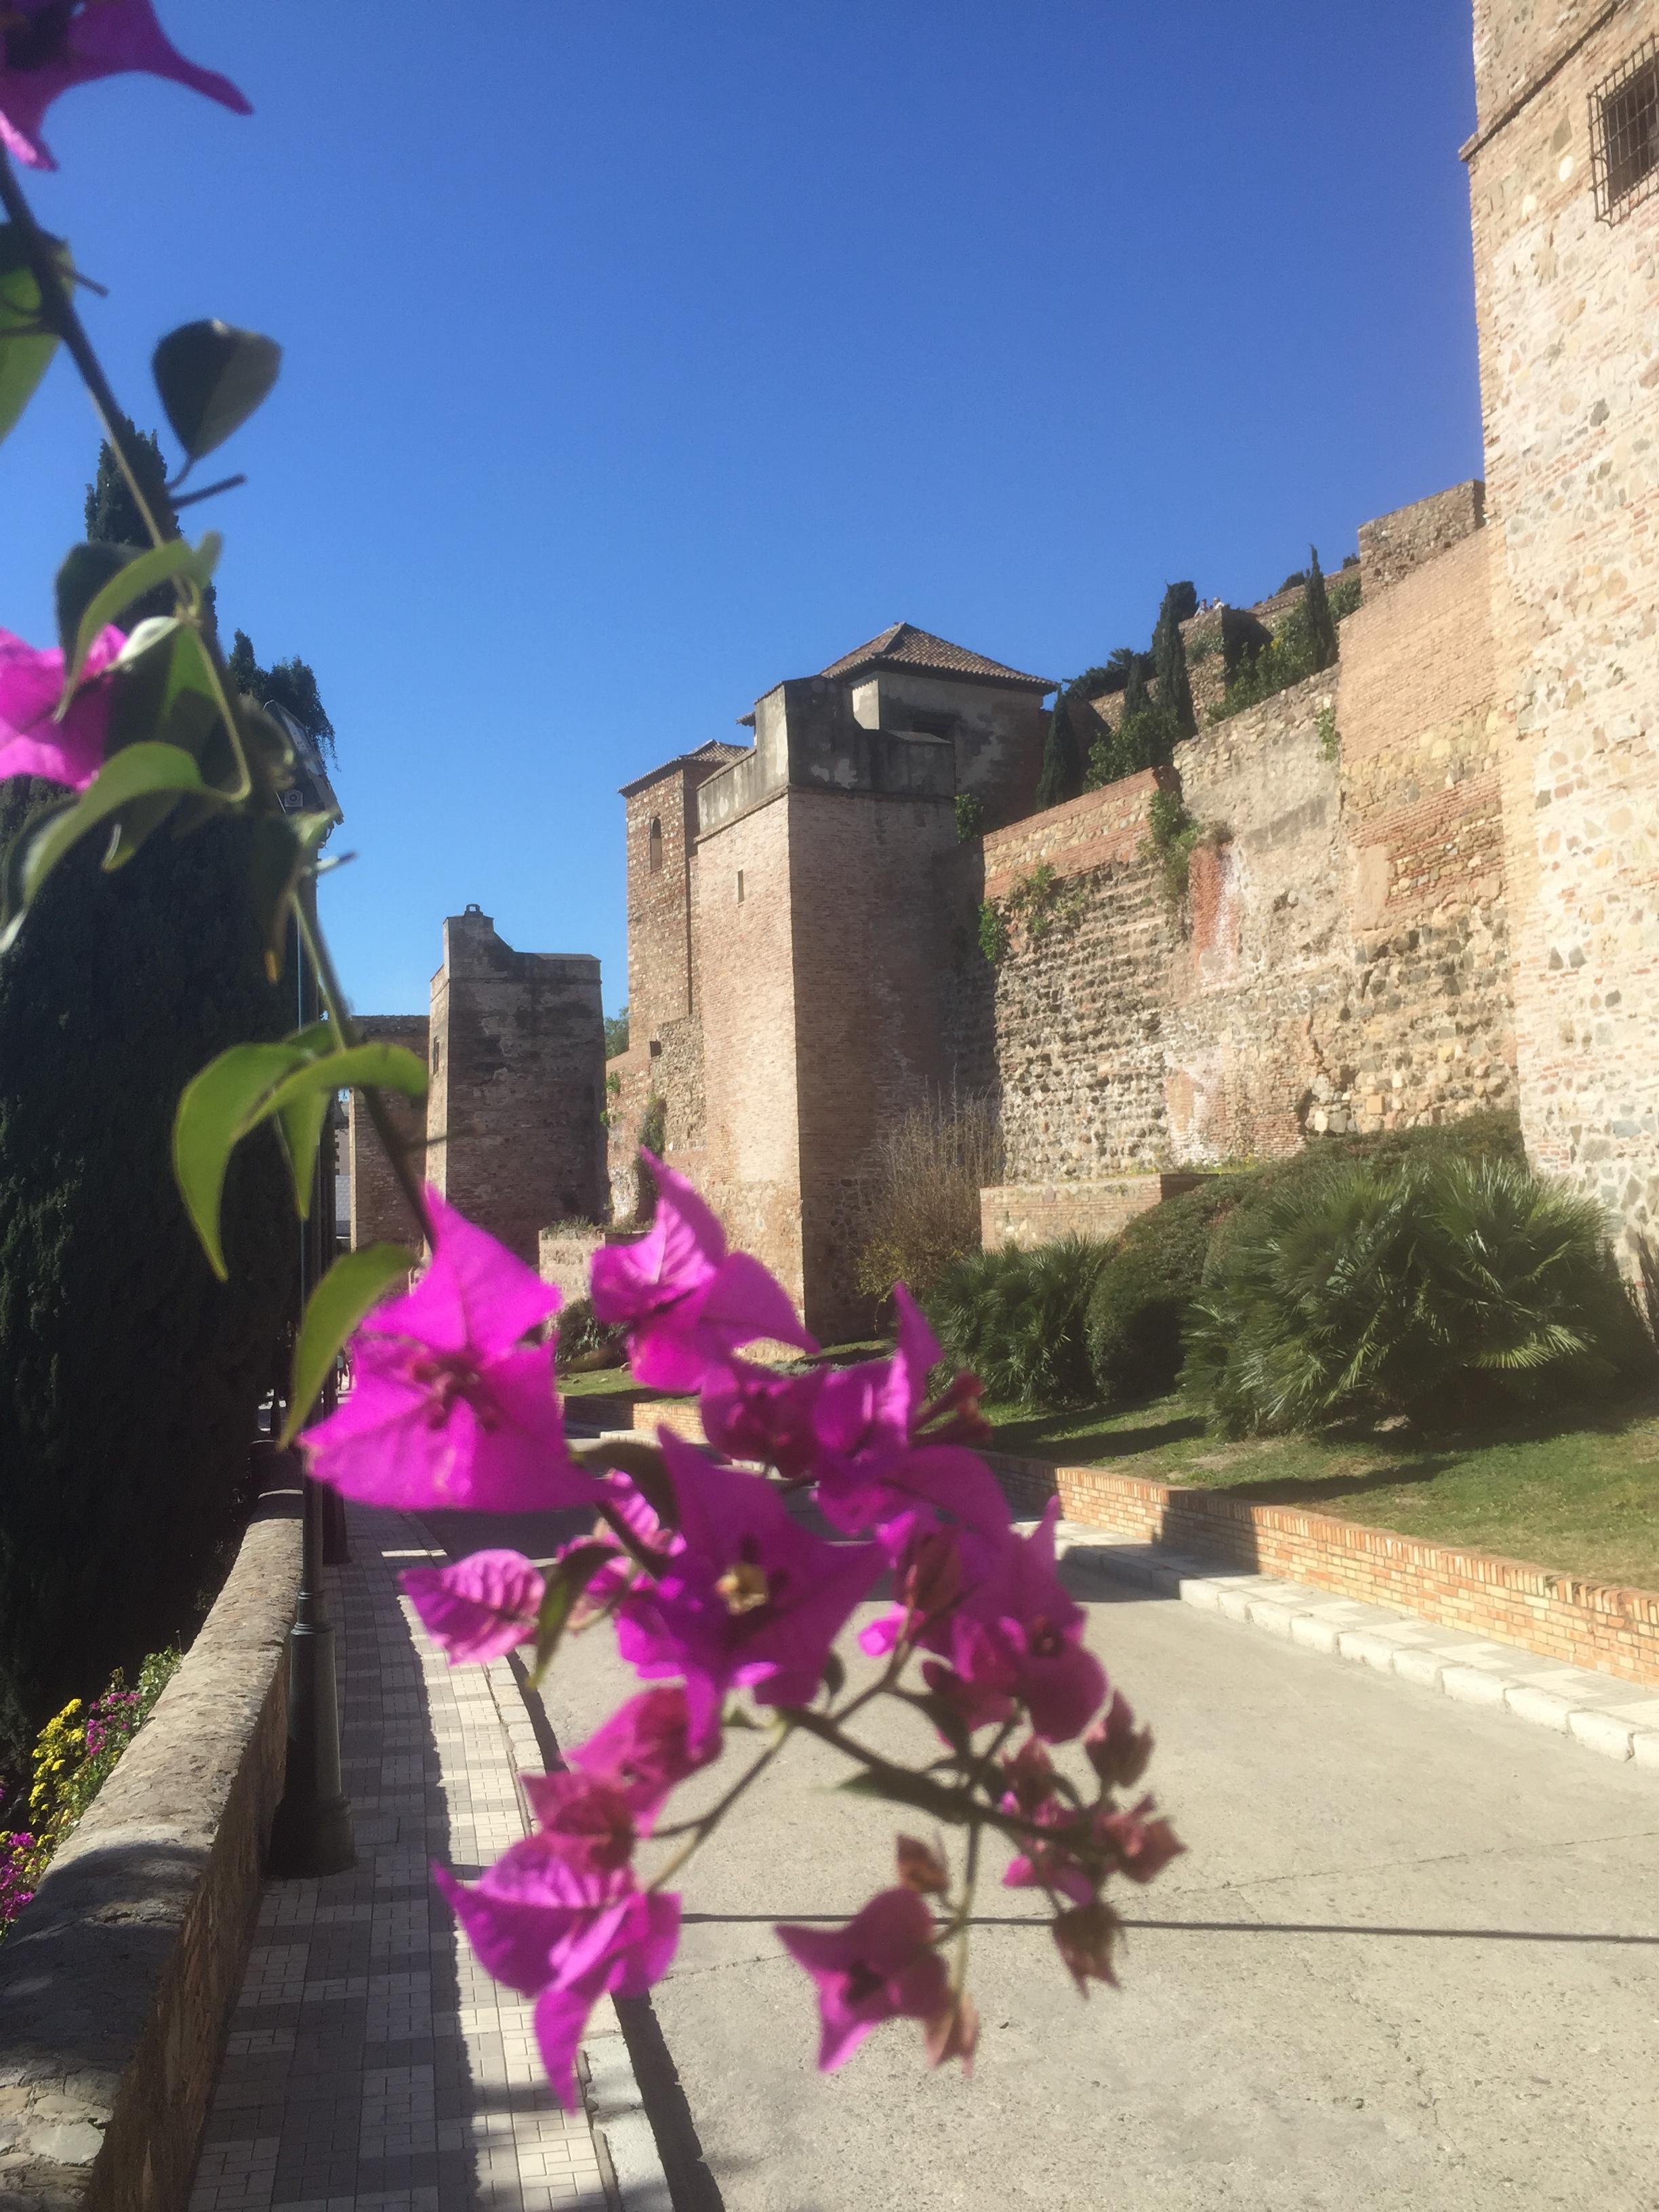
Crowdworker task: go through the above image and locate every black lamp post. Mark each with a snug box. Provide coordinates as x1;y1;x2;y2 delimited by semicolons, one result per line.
268;870;354;1879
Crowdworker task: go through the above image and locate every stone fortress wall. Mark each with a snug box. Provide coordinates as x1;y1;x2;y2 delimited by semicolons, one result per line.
350;0;1659;1328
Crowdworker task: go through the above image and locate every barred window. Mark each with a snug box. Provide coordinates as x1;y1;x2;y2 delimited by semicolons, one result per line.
1591;36;1659;222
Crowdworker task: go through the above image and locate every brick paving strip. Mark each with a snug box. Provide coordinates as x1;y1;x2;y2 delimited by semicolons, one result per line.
188;1503;640;2212
1050;1519;1659;1769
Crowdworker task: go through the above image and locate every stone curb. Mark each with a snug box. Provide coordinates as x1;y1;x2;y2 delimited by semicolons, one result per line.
1042;1521;1659;1771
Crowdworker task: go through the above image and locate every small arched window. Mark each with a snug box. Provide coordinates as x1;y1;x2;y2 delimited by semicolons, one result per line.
647;818;663;874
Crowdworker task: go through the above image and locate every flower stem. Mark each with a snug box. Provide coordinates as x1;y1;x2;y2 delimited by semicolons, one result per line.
647;1723;794;1889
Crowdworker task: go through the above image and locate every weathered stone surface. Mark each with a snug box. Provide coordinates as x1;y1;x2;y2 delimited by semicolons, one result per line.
1469;0;1659;1274
426;907;607;1263
0;1491;301;2212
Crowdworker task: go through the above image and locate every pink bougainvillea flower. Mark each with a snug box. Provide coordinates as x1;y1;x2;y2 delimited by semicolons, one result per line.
401;1549;545;1665
436;1839;679;2109
517;1769;640;1881
699;1356;825;1479
0;624;123;788
613;1432;882;1753
776;1887;949;2072
808;1290;1010;1543
590;1151;815;1390
0;0;250;170
922;1501;1105;1743
1004;1793;1183;1906
567;1685;714;1820
1084;1688;1155;1792
305;1189;595;1515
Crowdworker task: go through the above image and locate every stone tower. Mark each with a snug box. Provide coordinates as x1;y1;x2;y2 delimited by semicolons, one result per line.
614;626;1054;1338
424;907;606;1263
1467;0;1659;1267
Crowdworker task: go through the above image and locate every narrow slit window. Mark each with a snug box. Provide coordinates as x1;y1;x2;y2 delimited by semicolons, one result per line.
647;817;663;874
736;869;745;903
1592;37;1659;222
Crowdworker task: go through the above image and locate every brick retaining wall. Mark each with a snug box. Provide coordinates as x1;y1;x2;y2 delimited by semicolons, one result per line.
613;1399;1659;1687
0;1485;303;2212
983;1452;1659;1688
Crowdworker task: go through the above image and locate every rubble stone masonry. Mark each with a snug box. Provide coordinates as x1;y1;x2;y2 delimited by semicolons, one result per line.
347;1015;430;1269
426;907;606;1264
954;508;1517;1195
1469;0;1659;1269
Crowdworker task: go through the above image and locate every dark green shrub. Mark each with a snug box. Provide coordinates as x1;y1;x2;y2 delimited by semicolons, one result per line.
1082;1113;1527;1411
927;1236;1112;1409
1084;1176;1252;1404
1185;1155;1650;1437
556;1295;628;1371
1034;693;1085;811
0;800;294;1768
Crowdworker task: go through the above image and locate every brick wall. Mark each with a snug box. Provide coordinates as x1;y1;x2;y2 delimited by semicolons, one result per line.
347;1015;430;1269
1469;0;1659;1273
426;909;606;1263
785;787;960;1340
693;793;806;1313
987;1451;1659;1687
944;522;1517;1188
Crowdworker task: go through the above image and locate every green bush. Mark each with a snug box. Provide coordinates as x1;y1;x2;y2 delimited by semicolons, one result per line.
851;1094;1002;1308
1084;1176;1252;1405
1185;1155;1650;1437
927;1237;1112;1409
1082;1113;1526;1412
555;1295;628;1372
0;800;294;1768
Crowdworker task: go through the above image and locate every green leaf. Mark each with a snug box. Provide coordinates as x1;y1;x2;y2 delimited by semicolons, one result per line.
0;743;213;952
281;1243;413;1446
153;319;281;460
56;541;141;659
248;811;332;983
173;1041;312;1277
530;1543;617;1685
173;1038;428;1275
0;226;69;445
102;787;186;869
64;533;220;695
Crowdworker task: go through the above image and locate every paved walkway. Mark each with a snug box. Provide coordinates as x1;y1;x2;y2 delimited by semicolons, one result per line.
189;1507;610;2212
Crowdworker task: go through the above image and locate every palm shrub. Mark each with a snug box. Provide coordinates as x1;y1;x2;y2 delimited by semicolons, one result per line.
1185;1157;1650;1437
927;1236;1112;1409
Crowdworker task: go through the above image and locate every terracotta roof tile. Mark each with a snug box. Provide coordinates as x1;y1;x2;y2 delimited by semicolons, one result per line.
817;623;1054;691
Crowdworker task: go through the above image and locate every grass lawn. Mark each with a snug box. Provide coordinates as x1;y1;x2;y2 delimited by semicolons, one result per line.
983;1391;1659;1593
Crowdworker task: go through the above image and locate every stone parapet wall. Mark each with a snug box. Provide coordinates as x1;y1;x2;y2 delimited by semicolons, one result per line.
980;1174;1210;1252
1357;480;1486;598
987;1452;1659;1687
0;1490;302;2212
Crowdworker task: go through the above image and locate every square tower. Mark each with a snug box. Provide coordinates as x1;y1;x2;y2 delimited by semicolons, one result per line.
1467;0;1659;1265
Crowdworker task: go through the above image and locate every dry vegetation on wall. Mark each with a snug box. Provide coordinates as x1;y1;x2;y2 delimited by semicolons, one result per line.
848;1093;1003;1307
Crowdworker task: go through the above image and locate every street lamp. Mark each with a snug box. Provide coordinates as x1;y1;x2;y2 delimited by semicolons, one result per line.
268;712;354;1879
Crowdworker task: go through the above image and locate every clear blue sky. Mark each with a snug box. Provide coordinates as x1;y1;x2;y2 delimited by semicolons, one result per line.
1;1;1483;1018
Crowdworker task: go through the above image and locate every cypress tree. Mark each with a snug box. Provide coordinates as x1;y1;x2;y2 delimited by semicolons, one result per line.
229;629;337;764
1034;689;1085;811
1305;544;1338;672
1151;581;1198;737
0;444;297;1766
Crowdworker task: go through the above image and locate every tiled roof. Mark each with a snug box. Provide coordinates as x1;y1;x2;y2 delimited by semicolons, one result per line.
818;623;1055;691
618;740;750;799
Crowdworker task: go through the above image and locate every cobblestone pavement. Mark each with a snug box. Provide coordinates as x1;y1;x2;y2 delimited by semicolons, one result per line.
189;1506;611;2212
